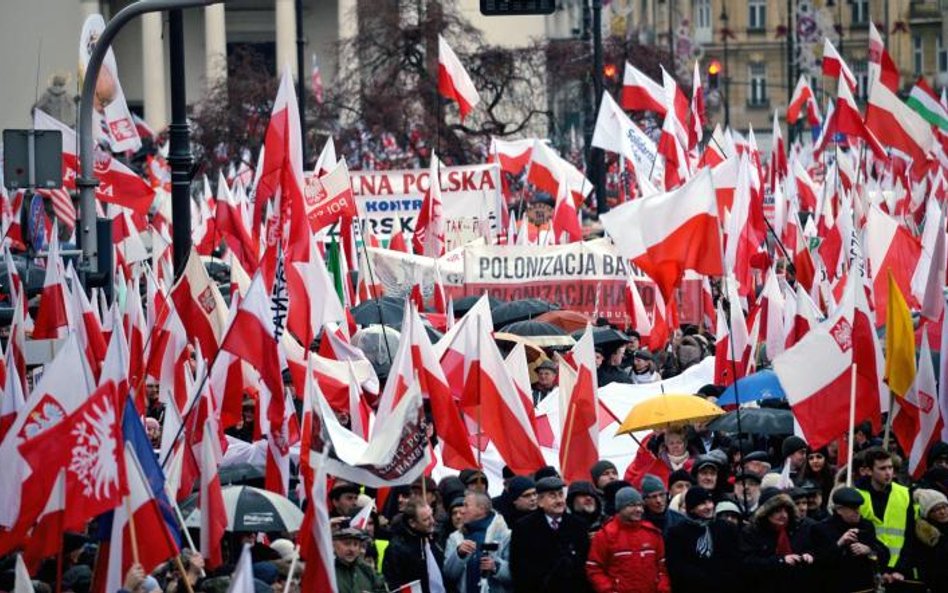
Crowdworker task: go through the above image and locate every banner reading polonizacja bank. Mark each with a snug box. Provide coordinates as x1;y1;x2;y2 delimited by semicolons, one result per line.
463;239;648;325
351;164;503;250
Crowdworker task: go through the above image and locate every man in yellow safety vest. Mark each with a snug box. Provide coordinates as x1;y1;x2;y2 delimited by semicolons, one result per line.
855;447;913;586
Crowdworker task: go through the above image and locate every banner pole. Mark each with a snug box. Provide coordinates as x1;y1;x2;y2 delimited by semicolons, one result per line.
846;363;858;487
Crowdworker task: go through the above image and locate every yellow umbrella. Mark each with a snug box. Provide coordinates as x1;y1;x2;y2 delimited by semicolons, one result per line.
616;393;725;435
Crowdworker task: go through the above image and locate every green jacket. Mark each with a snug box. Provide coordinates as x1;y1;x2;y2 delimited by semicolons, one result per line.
335;558;389;593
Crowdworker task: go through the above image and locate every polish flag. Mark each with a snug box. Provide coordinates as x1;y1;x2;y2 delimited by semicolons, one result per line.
783;282;822;351
690;61;705;149
16;469;65;572
215;171;258;274
756;267;786;360
438;35;480;120
822;39;857;92
503;343;542;438
31;229;71;340
99;306;130;395
769;112;788;192
773;267;883;448
124;273;148;405
170;248;229;359
601;168;723;302
558;327;599;483
551;171;583;244
302;159;356;234
865;79;934;168
65;265;108;380
220;274;285;432
489;138;534;175
865;205;922;326
656;105;689;190
199;399;227;569
0;321;26;443
793;159;820;212
287;240;347;348
1;188;26;251
918;207;946;323
723;156;758;295
299;452;338;593
713;284;750;386
463;311;545;475
816;75;887;161
662;67;693;150
526;140;566;197
787;75;822;126
709;156;738;219
313;136;338;177
413;154;446;257
145;298;190;413
621;63;667;115
625;277;653;338
3;248;32;335
868;22;901;93
891;332;943;478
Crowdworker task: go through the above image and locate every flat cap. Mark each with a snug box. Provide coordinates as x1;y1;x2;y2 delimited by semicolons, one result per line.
535;476;566;494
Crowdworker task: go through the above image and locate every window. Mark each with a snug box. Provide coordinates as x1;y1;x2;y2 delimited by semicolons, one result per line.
748;0;766;30
694;0;712;42
938;34;947;73
914;35;924;75
851;0;869;25
854;61;869;102
749;63;767;105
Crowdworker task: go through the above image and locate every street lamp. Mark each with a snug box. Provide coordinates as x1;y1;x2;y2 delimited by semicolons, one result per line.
719;6;730;128
78;0;222;282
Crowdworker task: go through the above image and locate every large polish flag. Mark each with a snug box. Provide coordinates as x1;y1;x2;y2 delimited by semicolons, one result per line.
558;327;599;483
822;39;857;92
601;168;723;301
865;79;934;167
773;268;883;448
299;452;338;593
489;138;534;175
171;248;229;360
865;205;922;327
621;63;667;115
31;228;71;340
438;35;480;120
787;75;822;126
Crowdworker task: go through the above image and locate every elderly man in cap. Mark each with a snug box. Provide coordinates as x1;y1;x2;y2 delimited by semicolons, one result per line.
587;487;670;593
731;471;762;517
510;476;591;593
742;450;772;476
811;487;889;593
532;360;558;405
665;488;742;593
334;528;388;593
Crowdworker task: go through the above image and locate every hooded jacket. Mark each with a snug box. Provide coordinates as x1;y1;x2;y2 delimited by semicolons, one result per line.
586;516;671;593
567;481;603;532
740;493;816;593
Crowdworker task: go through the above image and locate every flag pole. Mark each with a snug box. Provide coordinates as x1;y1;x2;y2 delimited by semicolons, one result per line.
55;535;64;593
846;363;858;486
282;545;300;593
172;555;196;593
882;393;894;450
352;216;393;364
123;495;141;565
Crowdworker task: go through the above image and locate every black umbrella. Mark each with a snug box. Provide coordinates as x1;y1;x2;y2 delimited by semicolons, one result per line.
181;485;304;532
706;407;794;436
499;320;575;348
571;326;631;347
453;295;504;316
492;298;560;328
351;298;404;326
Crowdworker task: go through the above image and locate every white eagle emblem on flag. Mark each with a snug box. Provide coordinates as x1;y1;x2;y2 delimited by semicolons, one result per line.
829;317;853;353
68;398;121;500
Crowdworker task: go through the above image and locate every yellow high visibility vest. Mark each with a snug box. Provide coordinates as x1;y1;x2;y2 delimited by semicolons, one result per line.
857;483;911;567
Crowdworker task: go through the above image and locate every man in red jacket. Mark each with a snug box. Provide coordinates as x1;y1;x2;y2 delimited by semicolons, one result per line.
586;487;671;593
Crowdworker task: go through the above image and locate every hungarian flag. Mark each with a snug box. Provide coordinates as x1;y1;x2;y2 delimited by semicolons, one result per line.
906;76;948;131
601;168;723;302
438;35;479;120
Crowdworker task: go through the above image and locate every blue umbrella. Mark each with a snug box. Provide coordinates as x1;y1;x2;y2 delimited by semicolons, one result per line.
715;370;786;406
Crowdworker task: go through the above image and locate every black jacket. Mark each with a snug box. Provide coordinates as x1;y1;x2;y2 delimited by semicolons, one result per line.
665;517;743;593
382;519;444;593
510;512;591;593
907;518;948;591
810;514;888;593
740;494;816;593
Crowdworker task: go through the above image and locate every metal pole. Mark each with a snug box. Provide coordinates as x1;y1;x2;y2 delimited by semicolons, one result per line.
721;10;730;129
77;0;221;278
295;0;306;165
786;0;794;143
168;9;193;279
591;0;607;214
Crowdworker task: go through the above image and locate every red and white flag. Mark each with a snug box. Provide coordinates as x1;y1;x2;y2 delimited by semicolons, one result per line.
865;79;934;168
199;399;227;569
621;63;667;115
438;35;480;120
170;248;229;359
302;159;356;234
690;61;705;149
287;240;347;348
624;278;653;338
601;168;723;301
489;138;534;176
822;39;857;92
413;155;446;257
816;75;887;161
865;205;922;327
313;137;337;177
892;332;943;478
787;75;822;126
558;327;599;483
31;228;71;340
868;22;901;93
299;452;338;593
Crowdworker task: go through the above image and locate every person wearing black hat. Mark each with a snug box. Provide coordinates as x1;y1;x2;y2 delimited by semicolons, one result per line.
335;528;387;593
771;435;809;487
589;460;619;493
665;488;742;593
740;492;816;593
601;480;633;517
742;450;773;477
510;477;591;593
641;474;684;534
499;476;538;526
800;480;830;522
731;471;763;517
566;481;603;533
383;498;444;593
330;481;362;519
459;469;489;494
532;360;558;405
810;487;888;593
629;349;661;384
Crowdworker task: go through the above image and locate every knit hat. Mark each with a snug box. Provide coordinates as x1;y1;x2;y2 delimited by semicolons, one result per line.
760;472;783;490
927;441;948;466
269;538;296;561
915;488;948;519
758;487;783;507
590;459;618;483
781;435;808;459
668;469;695;488
684;487;714;510
508;476;536;499
615;487;644;510
641;474;666;495
714;500;741;518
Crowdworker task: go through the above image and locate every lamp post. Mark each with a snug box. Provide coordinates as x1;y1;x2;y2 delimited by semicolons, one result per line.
78;0;223;283
591;0;607;214
720;6;730;128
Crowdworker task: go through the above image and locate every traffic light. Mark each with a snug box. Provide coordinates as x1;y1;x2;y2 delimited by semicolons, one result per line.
708;60;722;90
603;63;618;82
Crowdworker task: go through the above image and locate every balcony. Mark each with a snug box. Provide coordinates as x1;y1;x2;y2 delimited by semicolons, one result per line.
909;0;942;22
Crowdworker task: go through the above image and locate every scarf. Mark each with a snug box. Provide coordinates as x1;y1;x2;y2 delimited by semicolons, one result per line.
463;513;495;593
664;451;691;471
775;524;793;556
687;516;714;559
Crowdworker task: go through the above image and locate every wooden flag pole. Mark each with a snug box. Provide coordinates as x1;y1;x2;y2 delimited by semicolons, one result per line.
846;363;858;487
124;495;141;566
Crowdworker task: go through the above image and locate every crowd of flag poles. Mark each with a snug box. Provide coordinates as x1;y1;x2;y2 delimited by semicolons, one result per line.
1;22;948;593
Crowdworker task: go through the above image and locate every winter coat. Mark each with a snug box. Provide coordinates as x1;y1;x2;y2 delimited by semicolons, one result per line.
335;558;388;593
909;517;948;591
586;517;670;593
740;493;816;593
443;512;511;593
623;432;695;489
664;516;743;593
382;518;445;593
810;514;889;593
509;512;591;593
